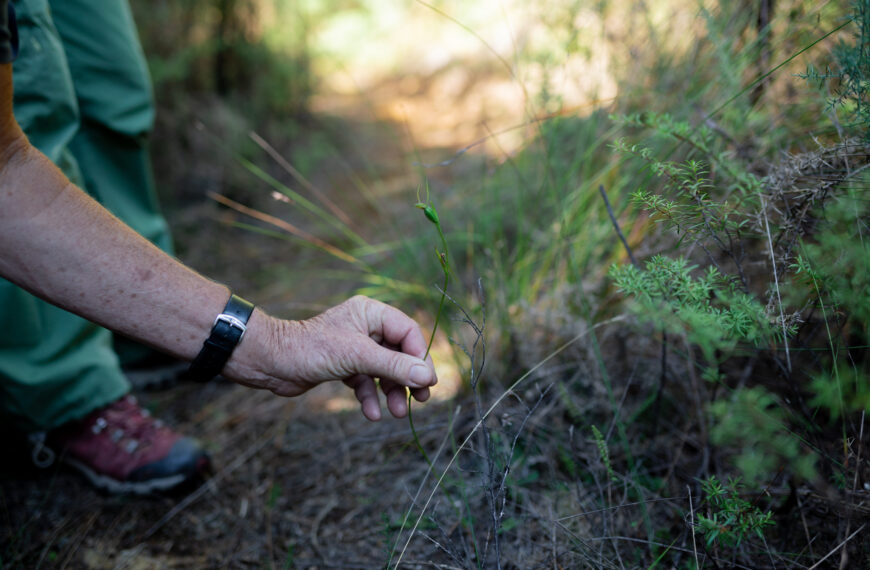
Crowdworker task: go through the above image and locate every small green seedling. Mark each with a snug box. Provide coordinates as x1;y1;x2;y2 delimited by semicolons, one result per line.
696;476;774;547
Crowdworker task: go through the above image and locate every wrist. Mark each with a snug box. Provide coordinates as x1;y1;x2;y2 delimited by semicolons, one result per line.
186;293;255;382
221;308;284;384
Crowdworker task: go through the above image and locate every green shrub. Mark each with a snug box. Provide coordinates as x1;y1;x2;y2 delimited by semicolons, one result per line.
610;256;776;364
696;476;775;547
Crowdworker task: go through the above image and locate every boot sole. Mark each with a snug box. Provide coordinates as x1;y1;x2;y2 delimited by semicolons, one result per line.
65;457;187;495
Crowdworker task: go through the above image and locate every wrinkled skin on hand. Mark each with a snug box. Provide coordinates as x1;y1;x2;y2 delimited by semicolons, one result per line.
230;296;437;421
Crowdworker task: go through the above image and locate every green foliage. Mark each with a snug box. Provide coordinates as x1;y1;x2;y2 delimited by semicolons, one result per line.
801;0;870;138
709;387;817;485
696;476;775;547
267;482;282;509
603;14;869;555
133;0;312;118
788;187;870;421
610;256;775;362
793;192;870;338
131;0;870;566
611;79;867;500
282;544;295;569
809;365;870;420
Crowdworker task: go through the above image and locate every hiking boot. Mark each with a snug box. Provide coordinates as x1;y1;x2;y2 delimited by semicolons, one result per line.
47;395;210;494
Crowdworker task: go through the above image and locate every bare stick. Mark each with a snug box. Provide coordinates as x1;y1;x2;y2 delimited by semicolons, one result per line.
555;496;687;521
688;485;700;570
248;131;355;228
807;524;865;570
761;196;792;373
840;411;866;570
208;191;361;265
142;428;277;540
599;185;640;268
393;316;627;568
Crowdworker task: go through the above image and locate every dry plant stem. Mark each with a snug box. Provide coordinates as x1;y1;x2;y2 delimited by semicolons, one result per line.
794;486;815;559
840;411;866;570
807;524;866;570
761;196;792;373
687;485;700;570
196;119;367;248
393;317;626;568
424;284;500;566
391;406;463;563
555;496;688;523
142;422;282;540
599;184;639;268
571;532;755;569
208;191;363;266
804;253;850;450
415;99;616;169
58;511;98;568
706;19;851;121
486;387;548;568
248;130;355;228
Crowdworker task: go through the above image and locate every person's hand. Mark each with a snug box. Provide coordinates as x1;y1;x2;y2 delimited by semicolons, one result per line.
228;296;437;421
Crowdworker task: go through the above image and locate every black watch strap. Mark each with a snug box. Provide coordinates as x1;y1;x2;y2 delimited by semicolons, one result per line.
186;294;255;382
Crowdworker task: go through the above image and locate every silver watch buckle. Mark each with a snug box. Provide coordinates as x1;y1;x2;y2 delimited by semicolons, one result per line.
214;313;248;342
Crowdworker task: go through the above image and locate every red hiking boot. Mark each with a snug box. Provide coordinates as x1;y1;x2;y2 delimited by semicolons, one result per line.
47;395;210;494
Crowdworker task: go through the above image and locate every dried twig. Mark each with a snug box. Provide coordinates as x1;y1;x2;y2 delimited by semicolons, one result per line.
393;316;626;568
141;425;280;540
688;485;700;570
807;523;866;570
249;131;355;228
599;185;639;268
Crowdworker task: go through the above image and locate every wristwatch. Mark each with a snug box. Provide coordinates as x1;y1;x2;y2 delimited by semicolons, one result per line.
186;293;255;382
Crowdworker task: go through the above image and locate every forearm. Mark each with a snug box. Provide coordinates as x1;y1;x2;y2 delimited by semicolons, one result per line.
0;129;274;377
0;66;435;418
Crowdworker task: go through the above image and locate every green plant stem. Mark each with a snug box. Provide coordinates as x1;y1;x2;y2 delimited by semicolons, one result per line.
407;213;450;463
425;222;451;358
398;203;454;566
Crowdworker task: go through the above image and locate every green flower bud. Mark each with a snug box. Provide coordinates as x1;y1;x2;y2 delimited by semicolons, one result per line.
415;202;440;225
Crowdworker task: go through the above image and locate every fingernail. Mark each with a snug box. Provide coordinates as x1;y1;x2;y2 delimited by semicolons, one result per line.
410;364;431;386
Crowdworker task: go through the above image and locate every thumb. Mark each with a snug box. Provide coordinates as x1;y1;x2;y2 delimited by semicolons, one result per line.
356;343;436;388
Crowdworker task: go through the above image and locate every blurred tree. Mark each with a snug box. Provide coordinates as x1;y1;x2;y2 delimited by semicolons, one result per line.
133;0;311;118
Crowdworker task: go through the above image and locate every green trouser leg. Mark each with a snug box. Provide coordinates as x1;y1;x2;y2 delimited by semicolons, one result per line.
48;0;173;254
0;0;151;432
48;0;175;366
